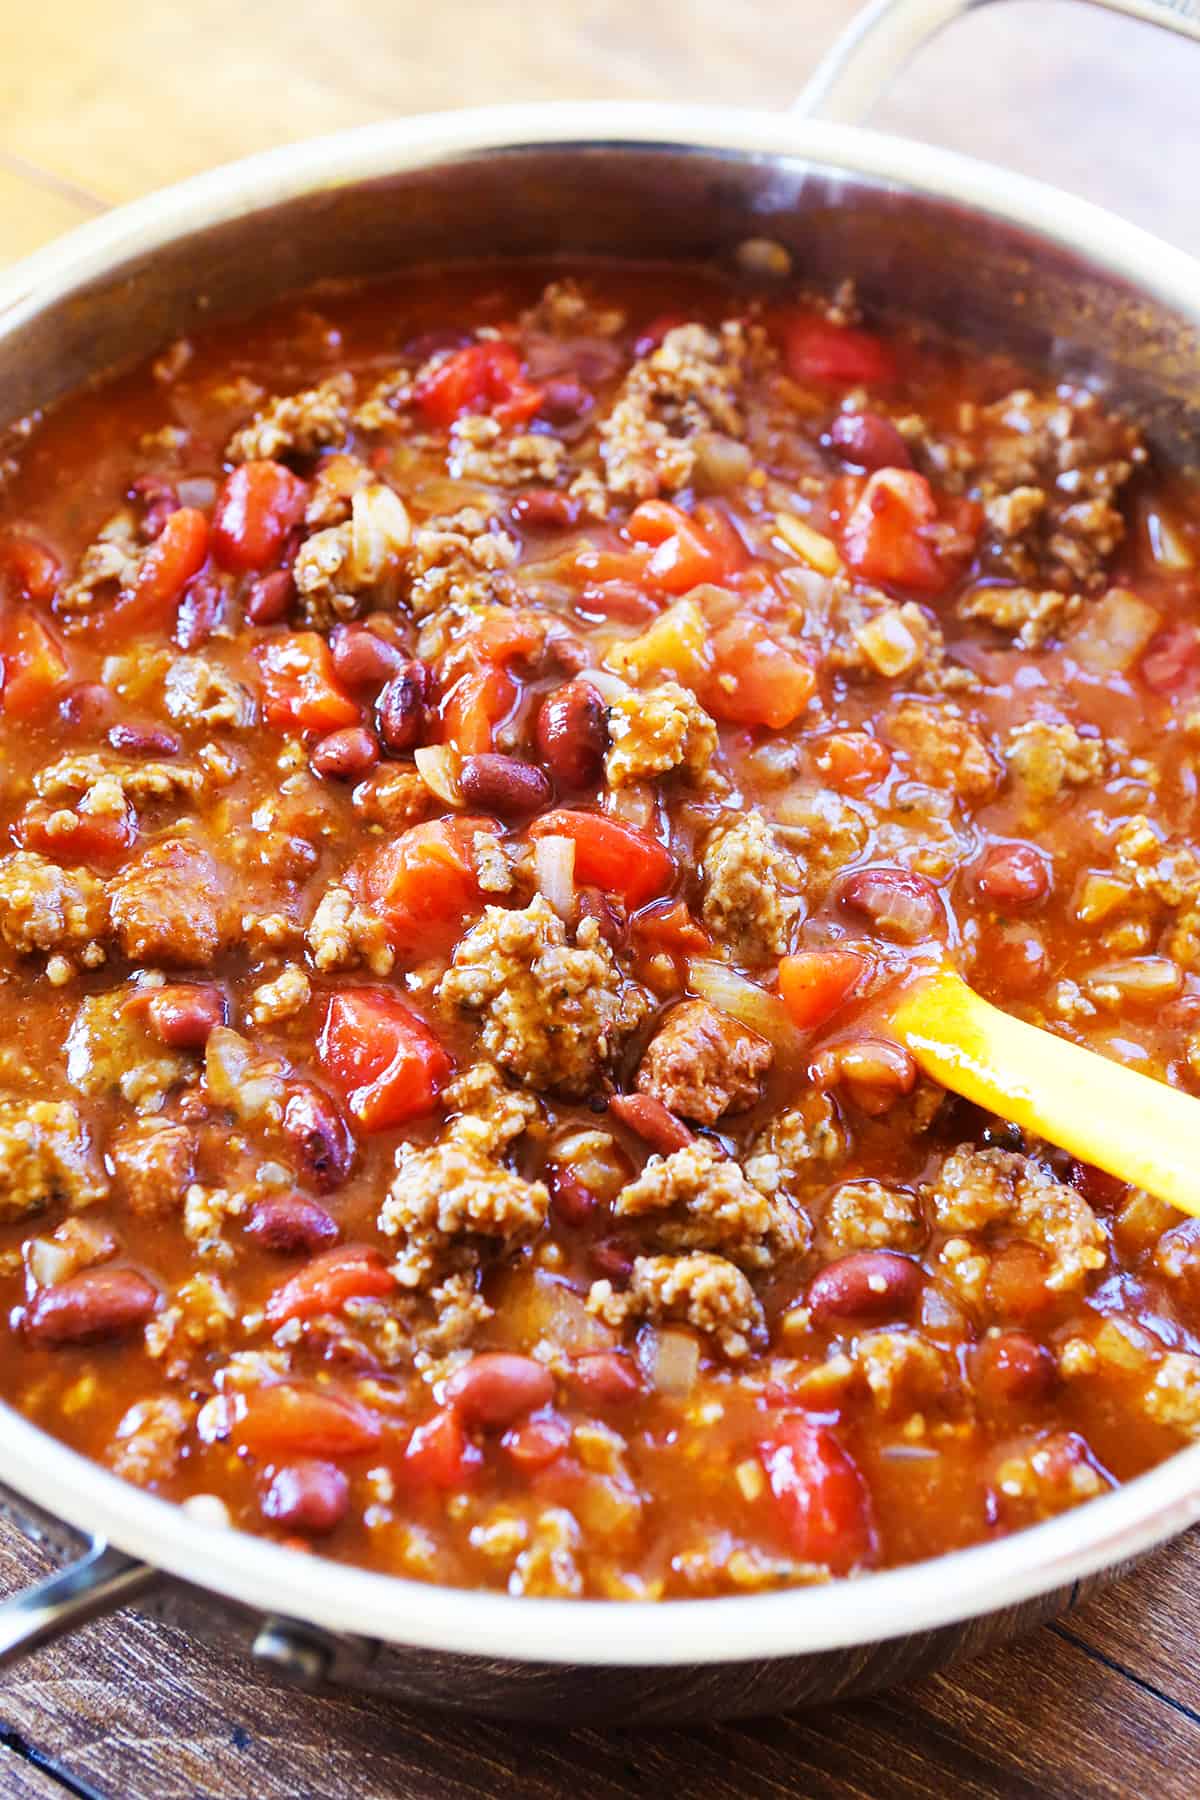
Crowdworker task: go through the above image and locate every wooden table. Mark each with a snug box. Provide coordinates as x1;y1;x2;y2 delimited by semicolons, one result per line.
1;2;1198;1794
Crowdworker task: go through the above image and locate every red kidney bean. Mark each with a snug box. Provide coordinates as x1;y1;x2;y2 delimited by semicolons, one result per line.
108;722;182;757
569;1350;644;1406
245;570;294;625
1141;622;1198;694
974;1331;1056;1410
246;1194;340;1254
976;843;1050;909
311;725;379;781
261;1459;349;1534
510;489;581;531
129;473;180;540
828;411;913;471
539;377;594;423
146;984;226;1049
1068;1159;1128;1210
330;622;407;688
24;1267;159;1346
840;866;945;942
444;1352;555;1430
501;1412;571;1471
577;887;625;947
548;1165;601;1228
174;574;224;650
813;1038;918;1116
375;661;431;752
535;681;609;789
588;1238;636;1284
59;682;114;732
282;1085;355;1193
985;924;1048;996
807;1251;923;1325
459;753;552;816
608;1092;695;1154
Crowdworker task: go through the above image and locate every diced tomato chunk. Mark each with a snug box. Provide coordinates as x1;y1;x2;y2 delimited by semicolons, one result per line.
779;949;867;1031
318;989;452;1130
1;613;70;718
404;1406;484;1488
19;799;136;864
529;810;674;909
627;499;741;594
633;899;711;954
0;533;61;603
121;506;209;630
264;1244;395;1325
439;663;517;754
212;460;308;572
415;341;542;430
783;311;896;386
704;617;816;729
813;730;893;795
255;631;360;735
236;1385;382;1458
759;1414;877;1574
838;469;948;592
357;816;497;953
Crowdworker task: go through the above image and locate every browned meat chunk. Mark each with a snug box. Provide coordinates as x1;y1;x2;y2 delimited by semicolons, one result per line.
225;374;353;463
109;841;230;967
613;1139;803;1271
109;1117;196;1217
636;1000;773;1126
0;852;109;959
0;1098;108;1219
589;1251;765;1359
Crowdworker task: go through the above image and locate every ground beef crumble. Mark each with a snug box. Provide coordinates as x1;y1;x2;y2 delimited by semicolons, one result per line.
636;1000;773;1126
700;812;804;961
612;1139;803;1272
0;1099;108;1219
589;1251;765;1359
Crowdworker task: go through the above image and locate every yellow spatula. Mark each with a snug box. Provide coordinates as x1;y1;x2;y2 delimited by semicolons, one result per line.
887;964;1200;1219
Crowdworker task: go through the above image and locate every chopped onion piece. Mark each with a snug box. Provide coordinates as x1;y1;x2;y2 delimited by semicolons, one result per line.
1084;956;1184;1003
1146;507;1194;572
604;782;657;829
688;957;799;1049
25;1238;76;1289
1068;587;1161;675
693;432;753;494
638;1325;700;1396
534;835;577;918
573;666;632;705
775;510;843;576
414;744;463;806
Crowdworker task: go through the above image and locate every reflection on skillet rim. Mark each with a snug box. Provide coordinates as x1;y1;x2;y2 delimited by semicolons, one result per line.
0;102;1199;1667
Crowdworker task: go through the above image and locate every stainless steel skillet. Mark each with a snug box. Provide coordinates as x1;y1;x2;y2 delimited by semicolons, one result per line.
0;0;1198;1722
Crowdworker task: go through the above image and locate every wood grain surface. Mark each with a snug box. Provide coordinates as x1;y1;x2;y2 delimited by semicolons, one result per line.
0;2;1198;1795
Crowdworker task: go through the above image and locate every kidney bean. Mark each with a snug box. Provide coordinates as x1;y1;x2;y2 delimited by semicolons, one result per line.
510;489;581;531
459;753;552;816
24;1266;159;1346
246;1194;340;1255
146;984;226;1049
1141;622;1198;694
444;1352;555;1430
311;725;379;781
59;682;114;732
108;722;182;757
261;1459;349;1534
501;1412;571;1471
129;473;180;540
588;1238;636;1284
572;891;622;952
375;661;431;752
539;377;594;423
1067;1159;1128;1210
985;924;1047;996
974;1331;1056;1410
548;1164;601;1228
569;1350;644;1406
174;574;224;650
535;681;609;789
245;570;293;625
976;843;1051;909
828;411;913;471
282;1085;356;1192
330;622;406;688
840;866;945;942
807;1251;923;1325
608;1091;695;1153
813;1038;918;1116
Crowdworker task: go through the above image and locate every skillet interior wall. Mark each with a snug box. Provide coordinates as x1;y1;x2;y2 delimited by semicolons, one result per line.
0;142;1198;470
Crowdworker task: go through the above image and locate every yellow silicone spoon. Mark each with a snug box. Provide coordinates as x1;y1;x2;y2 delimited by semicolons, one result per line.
887;964;1200;1220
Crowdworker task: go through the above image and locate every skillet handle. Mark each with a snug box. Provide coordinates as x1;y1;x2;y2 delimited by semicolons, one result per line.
0;1539;157;1671
795;0;1200;123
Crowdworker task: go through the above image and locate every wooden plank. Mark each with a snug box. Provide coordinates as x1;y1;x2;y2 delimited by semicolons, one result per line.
0;162;102;266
